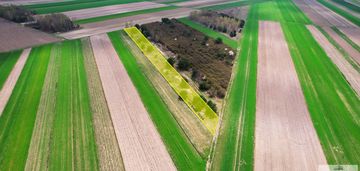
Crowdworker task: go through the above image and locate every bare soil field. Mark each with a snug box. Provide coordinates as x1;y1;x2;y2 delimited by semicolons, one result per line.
0;0;62;5
294;0;356;27
121;32;212;156
0;18;60;53
90;34;176;171
307;25;360;95
255;21;327;170
0;48;30;116
62;2;167;20
81;38;124;170
322;26;360;64
59;8;196;39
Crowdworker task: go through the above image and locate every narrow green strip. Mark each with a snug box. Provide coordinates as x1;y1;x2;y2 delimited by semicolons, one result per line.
0;50;22;90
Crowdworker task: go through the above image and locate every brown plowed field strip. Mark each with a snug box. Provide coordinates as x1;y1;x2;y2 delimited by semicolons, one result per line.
0;0;61;5
0;19;60;53
173;0;234;8
254;21;327;171
0;48;30;116
81;38;124;170
307;25;360;95
62;2;167;20
59;8;196;40
90;34;176;171
322;27;360;65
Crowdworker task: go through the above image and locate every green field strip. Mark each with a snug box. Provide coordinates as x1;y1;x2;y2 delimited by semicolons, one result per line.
210;6;258;171
317;0;360;26
47;40;98;170
0;50;22;90
27;0;144;14
108;31;206;170
124;27;219;135
75;6;178;24
330;0;360;12
199;0;249;10
331;26;360;52
178;18;238;49
0;46;51;170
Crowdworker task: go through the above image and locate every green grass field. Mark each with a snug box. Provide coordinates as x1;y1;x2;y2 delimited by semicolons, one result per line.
0;50;22;90
26;0;144;14
0;46;51;170
125;27;218;135
108;31;206;170
317;0;360;26
75;6;177;24
178;18;238;49
47;40;98;170
211;0;360;170
210;6;258;171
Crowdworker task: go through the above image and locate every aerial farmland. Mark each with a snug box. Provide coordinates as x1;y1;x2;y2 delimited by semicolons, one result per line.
0;0;359;170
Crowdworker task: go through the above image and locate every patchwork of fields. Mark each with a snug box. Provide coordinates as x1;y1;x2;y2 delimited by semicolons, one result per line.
0;0;359;170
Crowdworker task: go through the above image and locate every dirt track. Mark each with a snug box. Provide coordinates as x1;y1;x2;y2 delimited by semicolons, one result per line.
255;21;327;170
0;48;30;116
0;18;60;52
322;27;360;65
59;8;196;39
90;34;176;171
62;2;167;20
307;25;360;95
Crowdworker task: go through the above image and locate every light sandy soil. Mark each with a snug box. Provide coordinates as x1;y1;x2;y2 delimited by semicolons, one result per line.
322;26;360;65
59;8;194;39
307;25;360;95
62;2;167;20
0;0;63;5
121;33;212;155
0;48;30;116
0;18;60;53
25;45;59;170
59;8;196;40
81;38;124;171
90;34;176;171
255;21;327;171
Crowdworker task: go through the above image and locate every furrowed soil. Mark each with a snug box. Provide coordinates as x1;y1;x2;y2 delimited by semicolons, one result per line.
120;31;212;156
255;21;327;170
90;34;176;171
81;38;124;171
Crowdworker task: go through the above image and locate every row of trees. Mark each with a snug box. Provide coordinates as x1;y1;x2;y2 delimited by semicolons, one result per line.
0;5;78;33
189;10;243;37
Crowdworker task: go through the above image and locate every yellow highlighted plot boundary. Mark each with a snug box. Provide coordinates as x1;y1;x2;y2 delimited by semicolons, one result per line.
124;27;218;135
